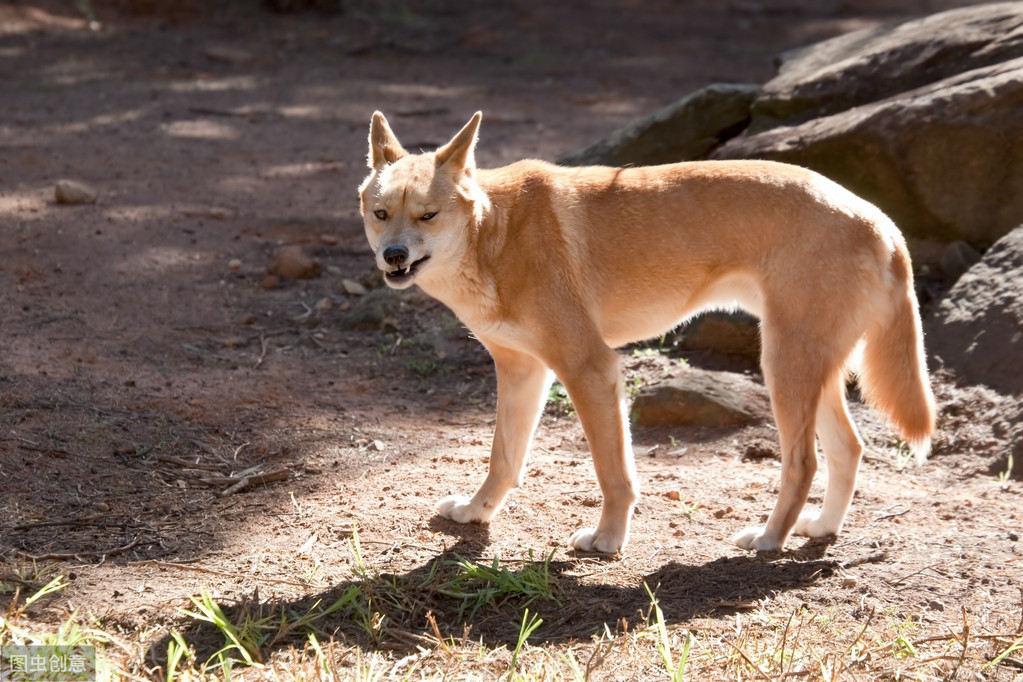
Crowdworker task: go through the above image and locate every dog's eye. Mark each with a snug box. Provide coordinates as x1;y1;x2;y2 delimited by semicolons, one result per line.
373;209;388;220
420;212;437;221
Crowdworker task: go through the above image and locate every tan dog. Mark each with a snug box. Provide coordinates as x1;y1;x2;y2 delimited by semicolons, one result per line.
359;111;936;554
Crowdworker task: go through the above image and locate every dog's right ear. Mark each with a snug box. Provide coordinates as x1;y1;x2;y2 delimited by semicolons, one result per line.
368;111;407;171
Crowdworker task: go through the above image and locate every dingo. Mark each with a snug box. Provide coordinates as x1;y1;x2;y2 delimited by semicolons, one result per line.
359;111;936;554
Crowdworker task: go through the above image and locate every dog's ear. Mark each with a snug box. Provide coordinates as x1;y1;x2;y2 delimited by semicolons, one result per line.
368;111;407;171
435;111;482;174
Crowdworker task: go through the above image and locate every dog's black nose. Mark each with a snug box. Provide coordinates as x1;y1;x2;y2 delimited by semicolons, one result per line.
382;245;409;267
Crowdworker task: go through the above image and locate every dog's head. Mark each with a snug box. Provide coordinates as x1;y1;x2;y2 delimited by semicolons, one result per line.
358;111;487;290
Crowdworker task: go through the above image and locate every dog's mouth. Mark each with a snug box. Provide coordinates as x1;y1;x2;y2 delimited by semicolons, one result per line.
384;255;430;287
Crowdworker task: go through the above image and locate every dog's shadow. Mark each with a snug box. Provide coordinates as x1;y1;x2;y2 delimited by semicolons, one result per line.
145;519;838;668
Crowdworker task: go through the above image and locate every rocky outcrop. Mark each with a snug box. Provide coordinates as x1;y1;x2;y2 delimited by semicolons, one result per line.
713;56;1023;248
558;84;759;167
925;225;1023;396
747;2;1023;133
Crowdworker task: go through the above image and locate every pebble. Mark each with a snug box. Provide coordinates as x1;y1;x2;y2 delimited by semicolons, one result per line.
320;233;339;245
342;278;368;296
54;179;98;205
267;245;321;280
204;45;254;65
227;259;242;271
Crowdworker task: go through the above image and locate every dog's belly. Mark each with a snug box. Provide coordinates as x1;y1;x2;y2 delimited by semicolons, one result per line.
600;273;763;348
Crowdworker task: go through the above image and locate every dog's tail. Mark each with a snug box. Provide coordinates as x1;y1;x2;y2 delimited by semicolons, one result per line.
858;245;937;462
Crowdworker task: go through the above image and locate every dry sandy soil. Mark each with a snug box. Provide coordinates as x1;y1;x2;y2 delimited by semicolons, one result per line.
1;0;1020;678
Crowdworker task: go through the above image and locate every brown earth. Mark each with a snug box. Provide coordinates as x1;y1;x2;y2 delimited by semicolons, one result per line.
1;0;1020;678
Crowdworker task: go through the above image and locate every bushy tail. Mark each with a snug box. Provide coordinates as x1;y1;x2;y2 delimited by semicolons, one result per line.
858;248;937;462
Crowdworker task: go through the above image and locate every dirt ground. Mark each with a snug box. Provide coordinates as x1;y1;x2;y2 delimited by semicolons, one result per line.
1;0;1021;678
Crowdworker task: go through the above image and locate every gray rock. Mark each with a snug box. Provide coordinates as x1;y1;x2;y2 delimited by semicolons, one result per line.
713;57;1023;248
630;368;771;428
558;83;759;167
339;288;401;331
925;225;1023;396
750;2;1023;133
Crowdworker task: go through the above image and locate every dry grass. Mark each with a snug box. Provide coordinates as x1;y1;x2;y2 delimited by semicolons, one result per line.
4;530;1022;681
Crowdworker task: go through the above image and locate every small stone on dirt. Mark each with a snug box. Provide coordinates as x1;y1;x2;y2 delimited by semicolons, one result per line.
204;45;254;65
320;233;339;245
227;259;242;271
314;297;333;313
342;278;368;296
54;179;98;205
667;490;681;501
267;245;321;280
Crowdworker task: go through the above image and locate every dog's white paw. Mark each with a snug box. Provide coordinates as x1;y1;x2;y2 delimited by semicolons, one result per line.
792;511;838;538
569;527;625;554
436;495;490;524
732;526;782;552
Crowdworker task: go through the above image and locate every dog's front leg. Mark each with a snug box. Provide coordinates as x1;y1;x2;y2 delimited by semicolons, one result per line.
437;345;552;524
557;346;639;554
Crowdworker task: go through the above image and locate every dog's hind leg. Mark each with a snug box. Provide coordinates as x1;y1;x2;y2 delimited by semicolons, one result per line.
555;344;639;554
437;345;552;524
793;375;863;538
734;324;823;551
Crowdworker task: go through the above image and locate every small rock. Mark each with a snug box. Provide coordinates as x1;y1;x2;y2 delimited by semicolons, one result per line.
712;506;733;519
342;278;368;296
261;275;279;290
631;368;771;428
666;490;681;501
267;245;320;280
227;259;243;271
204;45;254;65
339;288;401;331
314;297;333;313
369;440;386;452
842;576;859;588
326;265;343;277
54;179;98;205
320;233;339;245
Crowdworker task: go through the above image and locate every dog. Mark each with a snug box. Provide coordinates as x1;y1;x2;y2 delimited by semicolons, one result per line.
358;111;936;554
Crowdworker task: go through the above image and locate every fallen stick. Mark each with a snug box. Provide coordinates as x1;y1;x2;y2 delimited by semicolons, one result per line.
19;537;141;561
196;468;291;496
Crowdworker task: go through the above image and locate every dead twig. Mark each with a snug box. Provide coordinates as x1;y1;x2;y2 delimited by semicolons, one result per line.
196;468;291;496
156;454;228;472
126;559;312;586
6;513;106;531
19;536;141;561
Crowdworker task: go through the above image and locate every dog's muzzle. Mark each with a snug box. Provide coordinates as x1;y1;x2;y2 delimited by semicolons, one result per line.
381;244;429;287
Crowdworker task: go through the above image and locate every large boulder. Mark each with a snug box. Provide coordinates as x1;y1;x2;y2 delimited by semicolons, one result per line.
714;56;1023;249
558;83;759;167
925;225;1023;396
748;2;1023;133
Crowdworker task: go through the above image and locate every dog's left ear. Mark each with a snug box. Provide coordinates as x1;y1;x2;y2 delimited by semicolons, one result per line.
368;111;407;171
435;111;482;174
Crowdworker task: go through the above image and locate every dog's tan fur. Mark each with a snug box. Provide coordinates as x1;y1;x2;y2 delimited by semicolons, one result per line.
359;111;936;553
